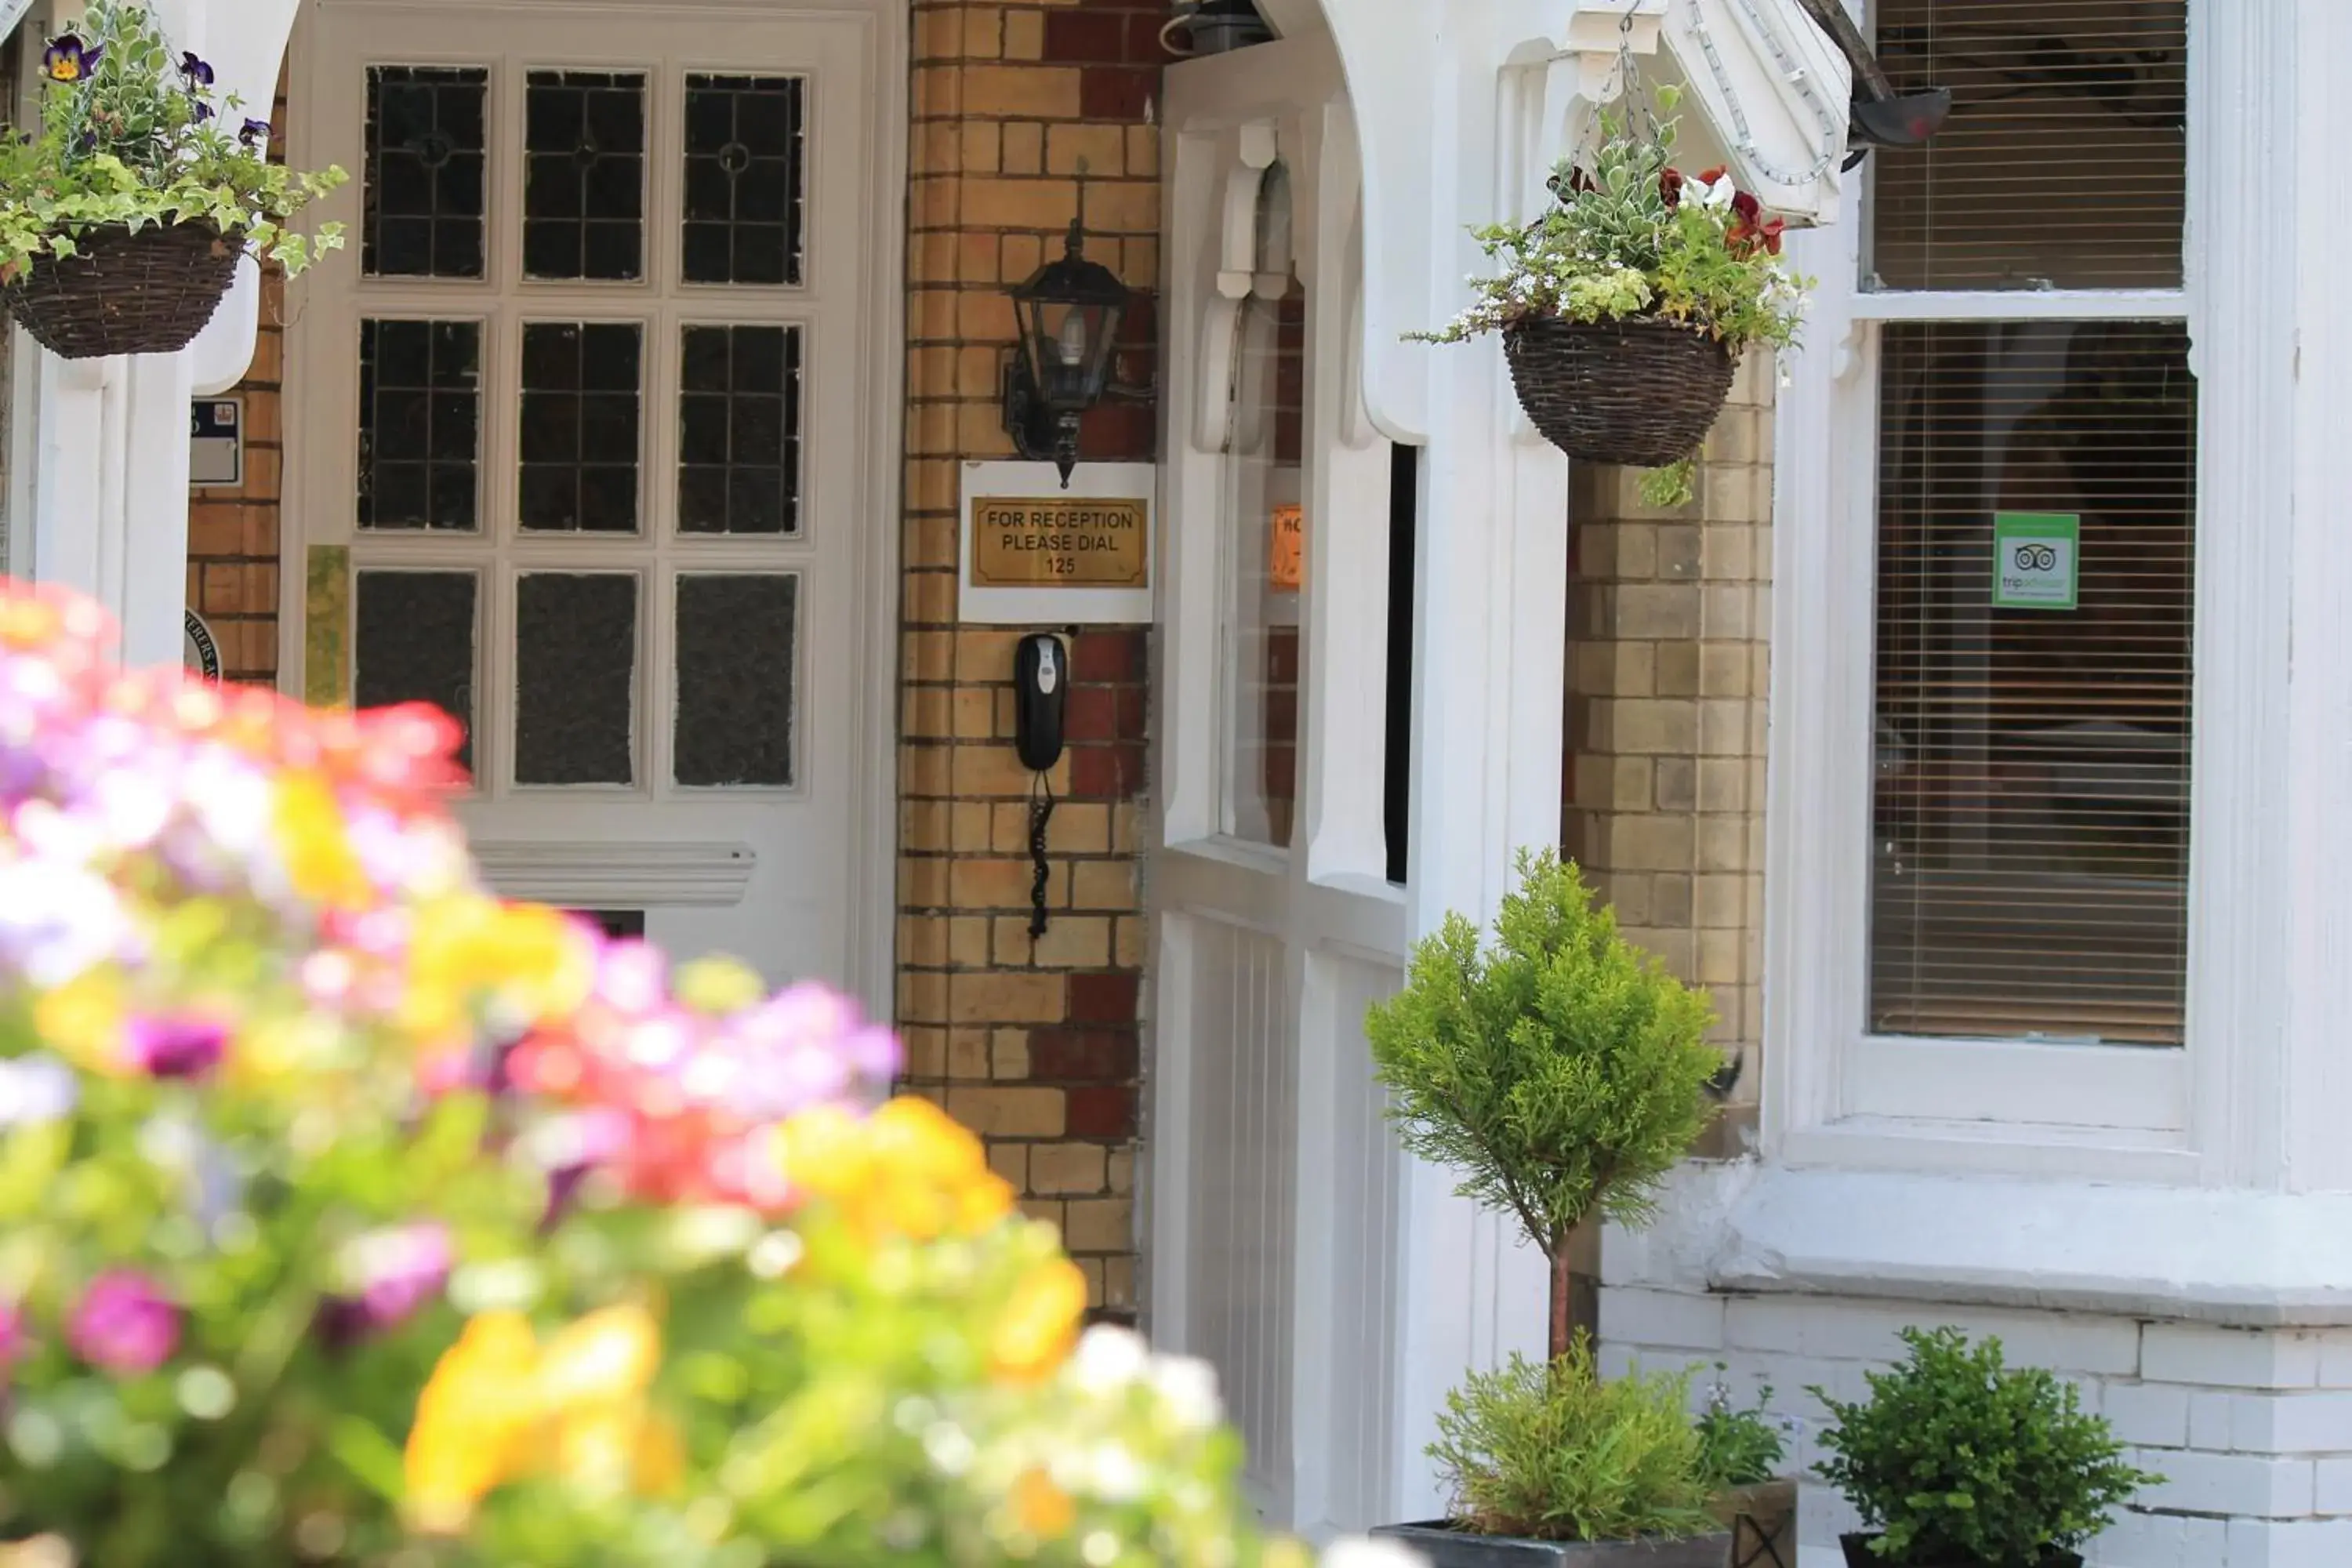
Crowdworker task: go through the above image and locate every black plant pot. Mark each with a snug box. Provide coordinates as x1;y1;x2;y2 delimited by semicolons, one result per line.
1371;1523;1733;1567
1838;1534;2084;1568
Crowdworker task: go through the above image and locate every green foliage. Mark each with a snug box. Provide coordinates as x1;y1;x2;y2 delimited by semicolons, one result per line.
1364;848;1722;1261
1811;1328;2161;1563
1430;1335;1715;1544
1410;92;1811;503
1693;1370;1785;1490
0;1;346;282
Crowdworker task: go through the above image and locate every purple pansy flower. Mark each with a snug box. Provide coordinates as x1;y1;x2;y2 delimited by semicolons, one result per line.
315;1222;453;1350
189;100;215;125
127;1015;227;1079
239;118;270;149
42;34;99;84
179;52;215;87
67;1272;180;1376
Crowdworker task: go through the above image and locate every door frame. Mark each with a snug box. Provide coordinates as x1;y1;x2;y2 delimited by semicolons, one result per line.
274;0;906;1021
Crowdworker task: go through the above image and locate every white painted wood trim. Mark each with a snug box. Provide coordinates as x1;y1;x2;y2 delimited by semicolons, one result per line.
1614;1161;2352;1327
471;840;756;906
1762;2;2285;1163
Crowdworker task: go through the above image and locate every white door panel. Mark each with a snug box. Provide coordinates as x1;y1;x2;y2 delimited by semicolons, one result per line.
286;0;898;1000
1147;33;1411;1539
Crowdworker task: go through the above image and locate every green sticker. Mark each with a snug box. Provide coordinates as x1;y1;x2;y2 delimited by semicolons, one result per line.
1992;513;2079;611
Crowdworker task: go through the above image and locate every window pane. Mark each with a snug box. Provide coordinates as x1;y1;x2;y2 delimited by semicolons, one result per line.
1219;278;1305;848
524;71;647;281
520;322;643;532
677;325;803;535
364;66;488;278
1870;321;2194;1045
359;319;481;530
1869;1;2185;289
354;570;477;775
515;573;638;785
682;74;806;285
674;574;797;786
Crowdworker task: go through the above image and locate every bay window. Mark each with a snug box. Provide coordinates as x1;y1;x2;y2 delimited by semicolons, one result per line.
1770;0;2203;1156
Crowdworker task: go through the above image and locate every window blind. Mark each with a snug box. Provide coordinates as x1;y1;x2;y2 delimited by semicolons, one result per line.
1870;321;2194;1046
1870;0;2186;290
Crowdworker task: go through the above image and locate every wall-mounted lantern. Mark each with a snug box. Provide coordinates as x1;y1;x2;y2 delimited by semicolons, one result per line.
1003;172;1135;488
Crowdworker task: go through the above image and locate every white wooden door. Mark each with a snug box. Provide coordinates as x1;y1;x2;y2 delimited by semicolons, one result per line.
1146;33;1414;1540
285;0;902;1006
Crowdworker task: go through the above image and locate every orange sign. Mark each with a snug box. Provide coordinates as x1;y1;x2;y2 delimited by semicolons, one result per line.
1269;504;1303;590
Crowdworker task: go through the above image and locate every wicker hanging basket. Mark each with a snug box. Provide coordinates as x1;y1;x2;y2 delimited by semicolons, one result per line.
2;221;242;360
1503;314;1740;469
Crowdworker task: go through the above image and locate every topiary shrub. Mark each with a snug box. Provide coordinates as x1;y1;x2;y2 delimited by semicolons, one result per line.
1366;848;1722;1362
1813;1327;2160;1565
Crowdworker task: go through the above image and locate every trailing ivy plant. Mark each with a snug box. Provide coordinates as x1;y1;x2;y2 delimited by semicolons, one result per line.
0;0;347;284
1813;1327;2160;1563
1412;89;1810;506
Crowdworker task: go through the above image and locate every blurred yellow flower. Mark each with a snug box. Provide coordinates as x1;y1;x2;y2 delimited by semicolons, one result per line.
990;1258;1087;1385
32;969;126;1076
775;1096;1013;1243
404;1311;543;1534
1011;1467;1076;1539
272;772;372;911
401;896;593;1044
403;1303;672;1532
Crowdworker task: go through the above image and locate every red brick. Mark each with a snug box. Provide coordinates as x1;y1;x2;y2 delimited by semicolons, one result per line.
1079;398;1155;461
1114;684;1147;742
1069;971;1139;1025
1069;741;1145;800
1125;13;1177;61
1064;685;1119;743
1080;66;1156;121
1067;1084;1136;1138
1043;9;1126;62
1028;1027;1138;1082
1071;630;1140;682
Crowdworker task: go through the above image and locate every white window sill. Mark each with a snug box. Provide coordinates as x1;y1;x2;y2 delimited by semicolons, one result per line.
1607;1160;2352;1327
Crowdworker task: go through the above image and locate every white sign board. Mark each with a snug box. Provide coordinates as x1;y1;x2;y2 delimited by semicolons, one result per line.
957;460;1156;626
183;609;221;681
191;398;244;488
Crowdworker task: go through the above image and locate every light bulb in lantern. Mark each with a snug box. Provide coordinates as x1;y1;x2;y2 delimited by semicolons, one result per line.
1057;310;1090;368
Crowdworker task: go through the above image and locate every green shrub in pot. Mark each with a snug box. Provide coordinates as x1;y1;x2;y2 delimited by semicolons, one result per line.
1429;1334;1716;1545
1364;850;1729;1564
1813;1327;2161;1566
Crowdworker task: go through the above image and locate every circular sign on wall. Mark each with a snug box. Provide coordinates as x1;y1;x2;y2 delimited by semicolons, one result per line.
184;608;222;681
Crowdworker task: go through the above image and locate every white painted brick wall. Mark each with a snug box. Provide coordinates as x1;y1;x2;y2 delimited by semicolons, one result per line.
1602;1285;2352;1568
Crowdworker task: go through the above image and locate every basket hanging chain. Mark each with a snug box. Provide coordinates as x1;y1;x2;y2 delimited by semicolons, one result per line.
1576;0;1664;171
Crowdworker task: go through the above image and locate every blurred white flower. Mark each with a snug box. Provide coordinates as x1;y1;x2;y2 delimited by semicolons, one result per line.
1322;1537;1427;1568
1071;1323;1150;1392
1149;1353;1224;1430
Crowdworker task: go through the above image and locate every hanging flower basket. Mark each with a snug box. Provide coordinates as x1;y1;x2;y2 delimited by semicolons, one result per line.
0;1;345;361
1504;315;1740;470
1411;88;1809;505
2;220;241;359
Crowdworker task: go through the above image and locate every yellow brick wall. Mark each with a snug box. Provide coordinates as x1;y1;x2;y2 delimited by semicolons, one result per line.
1563;358;1775;1158
900;0;1170;1325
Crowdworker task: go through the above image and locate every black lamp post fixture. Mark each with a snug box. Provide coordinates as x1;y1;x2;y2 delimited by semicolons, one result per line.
1003;168;1134;488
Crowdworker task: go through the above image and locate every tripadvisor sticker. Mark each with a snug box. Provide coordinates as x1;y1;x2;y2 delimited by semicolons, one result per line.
1993;512;2079;611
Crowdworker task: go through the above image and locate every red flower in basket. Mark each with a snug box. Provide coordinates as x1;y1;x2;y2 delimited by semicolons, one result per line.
1660;166;1684;209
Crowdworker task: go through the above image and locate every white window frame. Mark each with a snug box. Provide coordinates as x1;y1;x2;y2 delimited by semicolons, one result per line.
1763;0;2285;1181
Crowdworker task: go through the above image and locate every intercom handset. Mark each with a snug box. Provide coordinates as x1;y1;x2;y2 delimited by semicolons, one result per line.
1014;633;1070;938
1014;632;1068;773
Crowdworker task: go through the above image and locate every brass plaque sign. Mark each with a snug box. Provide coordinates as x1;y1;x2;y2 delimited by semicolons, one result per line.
971;495;1149;588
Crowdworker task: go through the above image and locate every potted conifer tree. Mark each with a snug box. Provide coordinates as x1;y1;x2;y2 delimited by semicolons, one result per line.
1365;849;1729;1566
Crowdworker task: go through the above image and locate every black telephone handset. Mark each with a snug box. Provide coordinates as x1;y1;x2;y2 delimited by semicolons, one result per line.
1014;633;1068;773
